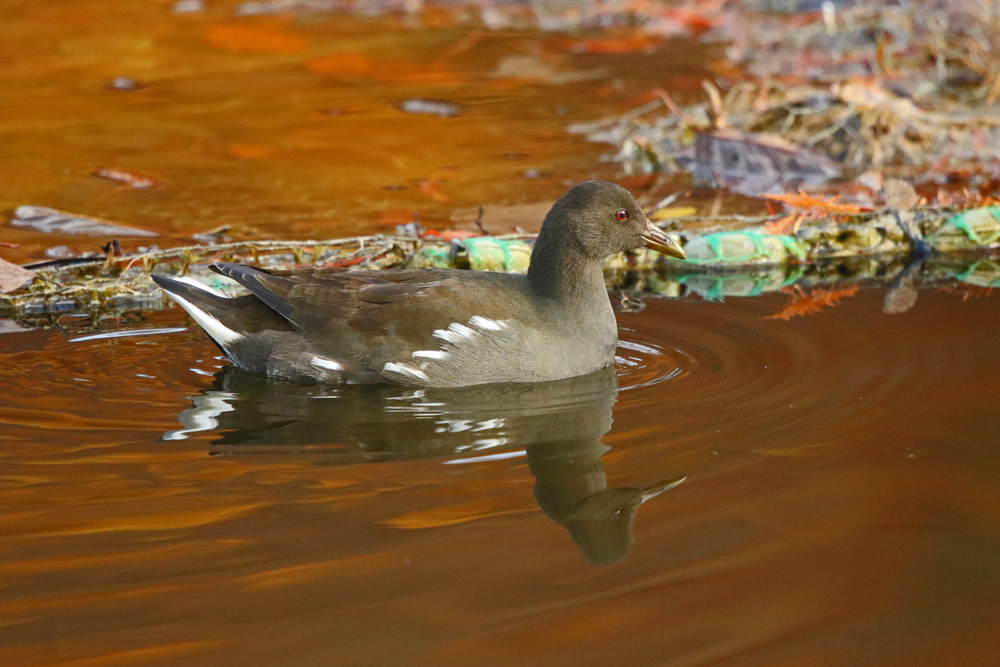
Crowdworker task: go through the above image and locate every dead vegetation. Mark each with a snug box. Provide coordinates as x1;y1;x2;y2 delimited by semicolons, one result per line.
578;0;1000;197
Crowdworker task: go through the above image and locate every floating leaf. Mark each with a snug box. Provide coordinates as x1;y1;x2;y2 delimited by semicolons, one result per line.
0;258;35;294
395;99;464;118
94;167;162;189
10;206;158;237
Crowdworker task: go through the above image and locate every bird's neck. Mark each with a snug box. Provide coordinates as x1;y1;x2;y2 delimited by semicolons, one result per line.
527;228;609;305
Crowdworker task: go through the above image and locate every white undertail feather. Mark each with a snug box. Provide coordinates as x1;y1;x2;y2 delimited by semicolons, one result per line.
166;293;241;347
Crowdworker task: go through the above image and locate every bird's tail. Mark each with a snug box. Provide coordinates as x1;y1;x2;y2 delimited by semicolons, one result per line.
152;274;291;351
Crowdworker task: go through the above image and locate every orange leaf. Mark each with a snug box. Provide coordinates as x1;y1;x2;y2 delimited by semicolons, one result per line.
764;191;864;215
762;214;800;235
93;167;163;189
766;286;859;320
204;23;307;54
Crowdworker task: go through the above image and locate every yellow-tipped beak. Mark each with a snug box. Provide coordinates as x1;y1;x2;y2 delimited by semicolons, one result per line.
640;221;686;260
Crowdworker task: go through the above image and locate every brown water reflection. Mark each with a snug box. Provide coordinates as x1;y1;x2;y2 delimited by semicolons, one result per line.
2;288;1000;666
165;364;684;565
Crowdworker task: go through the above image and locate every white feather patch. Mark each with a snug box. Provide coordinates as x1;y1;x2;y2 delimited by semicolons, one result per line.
412;350;451;360
167;293;241;346
469;316;507;331
383;362;429;381
311;356;344;371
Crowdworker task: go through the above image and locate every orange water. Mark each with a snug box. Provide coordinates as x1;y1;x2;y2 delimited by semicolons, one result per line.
3;3;1000;666
2;289;1000;666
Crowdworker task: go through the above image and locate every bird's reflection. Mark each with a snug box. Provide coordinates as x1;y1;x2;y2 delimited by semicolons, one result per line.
165;366;684;565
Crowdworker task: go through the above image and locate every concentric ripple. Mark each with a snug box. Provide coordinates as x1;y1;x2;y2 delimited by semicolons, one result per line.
613;290;965;445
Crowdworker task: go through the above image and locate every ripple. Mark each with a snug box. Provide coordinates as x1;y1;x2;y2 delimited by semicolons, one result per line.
614;291;950;442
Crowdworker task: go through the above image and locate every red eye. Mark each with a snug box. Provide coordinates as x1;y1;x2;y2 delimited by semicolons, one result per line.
615;209;629;222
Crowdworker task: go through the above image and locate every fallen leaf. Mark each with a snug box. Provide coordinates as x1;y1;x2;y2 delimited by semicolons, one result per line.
764;191;864;215
694;131;840;196
94;167;162;189
882;179;919;210
204;23;307;54
395;99;464;118
767;285;859;320
0;257;36;294
10;206;158;237
650;206;697;221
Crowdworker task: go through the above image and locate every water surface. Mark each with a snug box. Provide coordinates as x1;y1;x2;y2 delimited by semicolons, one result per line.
2;288;999;666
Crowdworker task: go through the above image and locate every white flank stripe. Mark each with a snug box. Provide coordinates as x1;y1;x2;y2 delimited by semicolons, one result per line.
167;293;241;346
447;322;474;338
433;329;461;344
311;356;344;371
412;350;450;360
469;316;505;331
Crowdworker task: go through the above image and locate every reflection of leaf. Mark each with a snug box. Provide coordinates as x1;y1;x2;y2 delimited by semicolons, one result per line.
10;206;158;237
416;180;449;202
0;258;35;294
767;285;859;320
204;23;307;54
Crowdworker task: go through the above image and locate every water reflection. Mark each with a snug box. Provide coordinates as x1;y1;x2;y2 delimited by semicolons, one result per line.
165;365;684;565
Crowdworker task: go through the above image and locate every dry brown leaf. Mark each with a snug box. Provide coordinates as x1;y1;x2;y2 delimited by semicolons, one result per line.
0;257;36;294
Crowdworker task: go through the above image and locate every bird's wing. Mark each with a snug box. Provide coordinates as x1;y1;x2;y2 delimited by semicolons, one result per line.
211;263;524;356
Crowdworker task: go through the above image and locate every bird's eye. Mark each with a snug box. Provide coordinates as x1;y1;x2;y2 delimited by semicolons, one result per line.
615;209;629;222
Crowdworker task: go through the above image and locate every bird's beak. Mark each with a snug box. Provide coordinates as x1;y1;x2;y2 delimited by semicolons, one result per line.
640;219;686;260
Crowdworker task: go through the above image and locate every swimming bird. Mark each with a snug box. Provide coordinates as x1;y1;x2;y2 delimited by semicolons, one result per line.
152;180;685;387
